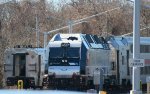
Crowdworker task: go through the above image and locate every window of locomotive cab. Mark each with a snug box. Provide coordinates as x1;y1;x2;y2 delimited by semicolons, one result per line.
49;47;80;66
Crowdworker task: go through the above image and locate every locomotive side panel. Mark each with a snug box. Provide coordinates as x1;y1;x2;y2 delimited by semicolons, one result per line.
86;49;111;76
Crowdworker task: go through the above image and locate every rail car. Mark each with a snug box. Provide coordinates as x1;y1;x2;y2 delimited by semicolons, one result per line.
108;36;150;90
43;33;110;90
126;37;150;84
4;46;45;89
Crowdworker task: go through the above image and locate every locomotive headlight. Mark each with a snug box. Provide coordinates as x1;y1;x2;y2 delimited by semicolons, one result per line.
65;60;67;62
44;74;48;78
62;60;67;62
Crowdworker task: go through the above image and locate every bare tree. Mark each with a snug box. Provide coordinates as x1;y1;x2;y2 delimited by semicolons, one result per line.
141;1;150;36
0;0;59;87
60;0;133;36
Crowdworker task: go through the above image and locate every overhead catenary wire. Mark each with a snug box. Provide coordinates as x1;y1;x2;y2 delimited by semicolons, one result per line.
46;7;120;35
43;7;121;47
121;26;150;36
73;7;120;23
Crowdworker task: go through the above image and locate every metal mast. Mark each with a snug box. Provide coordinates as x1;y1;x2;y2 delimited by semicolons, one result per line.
130;0;142;94
36;13;40;47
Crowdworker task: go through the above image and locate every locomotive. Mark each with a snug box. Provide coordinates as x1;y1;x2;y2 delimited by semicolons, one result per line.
43;33;110;90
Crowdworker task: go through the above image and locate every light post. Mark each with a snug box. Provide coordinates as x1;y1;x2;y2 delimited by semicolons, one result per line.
44;32;47;48
68;20;73;33
130;0;142;94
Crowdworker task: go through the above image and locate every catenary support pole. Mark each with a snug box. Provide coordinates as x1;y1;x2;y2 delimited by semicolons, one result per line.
44;32;47;48
130;0;142;94
36;14;40;47
69;20;73;33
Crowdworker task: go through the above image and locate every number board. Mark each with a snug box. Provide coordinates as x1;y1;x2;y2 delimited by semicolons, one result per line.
129;59;144;67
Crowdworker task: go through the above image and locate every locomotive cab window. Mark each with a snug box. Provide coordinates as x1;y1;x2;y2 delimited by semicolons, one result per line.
48;47;80;66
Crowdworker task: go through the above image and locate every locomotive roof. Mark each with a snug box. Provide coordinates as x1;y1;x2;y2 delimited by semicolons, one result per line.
124;36;150;45
81;34;109;50
48;33;81;47
48;33;110;50
108;36;150;49
108;36;128;49
50;33;82;42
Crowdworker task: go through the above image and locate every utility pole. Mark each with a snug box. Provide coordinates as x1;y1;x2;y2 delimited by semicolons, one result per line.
44;32;47;48
36;13;40;47
130;0;142;94
68;20;73;33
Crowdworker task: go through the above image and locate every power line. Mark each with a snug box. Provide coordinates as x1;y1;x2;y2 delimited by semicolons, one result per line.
44;7;121;47
74;7;120;23
46;7;120;34
121;25;150;36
